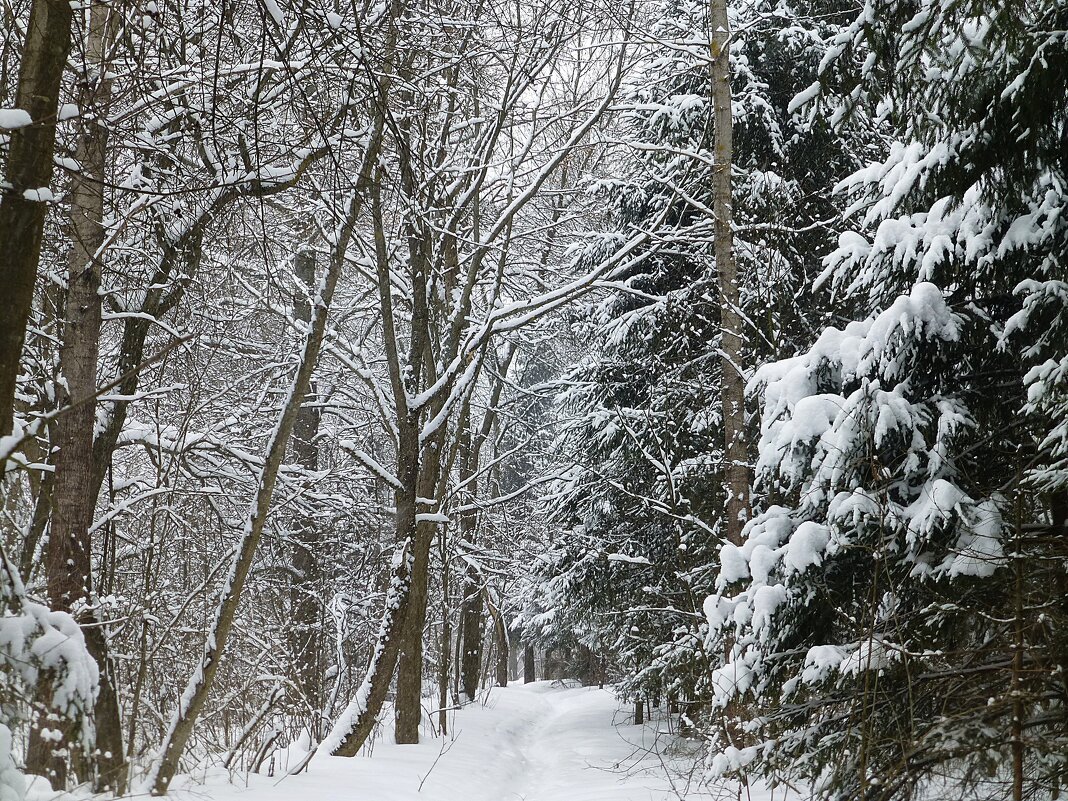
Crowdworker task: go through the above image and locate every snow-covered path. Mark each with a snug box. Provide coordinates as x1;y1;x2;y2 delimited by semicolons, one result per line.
158;682;763;801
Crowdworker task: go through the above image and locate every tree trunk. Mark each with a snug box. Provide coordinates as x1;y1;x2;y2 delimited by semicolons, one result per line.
523;644;536;683
634;698;644;726
326;417;420;757
148;205;352;795
710;0;749;545
323;543;413;757
508;631;519;682
0;0;73;436
436;557;451;736
485;589;509;688
287;249;325;734
459;570;484;701
576;643;595;686
27;4;125;790
394;518;435;743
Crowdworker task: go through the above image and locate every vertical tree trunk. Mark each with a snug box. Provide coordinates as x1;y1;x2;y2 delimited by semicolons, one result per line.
436;555;451;736
28;3;125;790
575;643;593;686
287;249;325;734
634;698;644;726
485;590;509;688
458;423;484;702
1011;487;1025;801
709;0;749;545
453;353;513;701
394;417;449;743
148;206;352;795
0;0;73;436
508;631;519;682
523;644;536;684
394;517;435;743
459;570;484;700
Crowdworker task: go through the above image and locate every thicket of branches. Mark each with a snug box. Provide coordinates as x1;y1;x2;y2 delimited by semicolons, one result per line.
2;0;1066;800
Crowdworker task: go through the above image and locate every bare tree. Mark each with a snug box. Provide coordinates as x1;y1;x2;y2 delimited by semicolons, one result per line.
323;0;641;754
27;3;126;790
147;194;361;795
0;0;73;435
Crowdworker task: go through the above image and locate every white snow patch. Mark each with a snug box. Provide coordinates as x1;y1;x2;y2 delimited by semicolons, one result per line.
0;109;31;129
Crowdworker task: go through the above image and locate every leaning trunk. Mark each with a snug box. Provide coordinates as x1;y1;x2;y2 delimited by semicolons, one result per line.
325;417;421;757
147;209;351;795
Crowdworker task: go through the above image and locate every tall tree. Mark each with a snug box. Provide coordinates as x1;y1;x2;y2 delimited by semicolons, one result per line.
529;0;859;720
30;2;126;790
710;0;748;547
0;0;73;435
708;0;1068;797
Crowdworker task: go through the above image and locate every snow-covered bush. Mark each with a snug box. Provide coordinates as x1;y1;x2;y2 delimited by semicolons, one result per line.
0;549;98;783
0;723;25;801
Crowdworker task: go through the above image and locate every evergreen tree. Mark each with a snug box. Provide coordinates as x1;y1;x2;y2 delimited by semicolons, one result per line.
531;0;861;714
708;0;1068;797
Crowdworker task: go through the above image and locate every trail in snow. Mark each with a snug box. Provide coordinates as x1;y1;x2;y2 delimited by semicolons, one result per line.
154;682;793;801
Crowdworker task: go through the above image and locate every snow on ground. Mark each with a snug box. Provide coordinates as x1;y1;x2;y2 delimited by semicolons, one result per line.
133;682;791;801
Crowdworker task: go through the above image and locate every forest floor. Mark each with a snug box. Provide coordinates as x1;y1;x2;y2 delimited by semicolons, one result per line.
126;682;791;801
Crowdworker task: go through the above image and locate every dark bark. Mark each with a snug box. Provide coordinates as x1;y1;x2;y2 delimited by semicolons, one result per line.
0;0;73;436
523;644;536;683
488;594;509;688
436;557;451;736
576;643;596;686
28;4;125;789
394;517;435;743
508;631;519;681
287;249;325;730
459;571;484;701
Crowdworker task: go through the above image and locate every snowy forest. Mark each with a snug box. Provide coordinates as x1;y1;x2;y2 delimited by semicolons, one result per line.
1;0;1066;800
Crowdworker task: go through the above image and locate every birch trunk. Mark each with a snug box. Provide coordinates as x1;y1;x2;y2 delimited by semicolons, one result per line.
710;0;749;545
